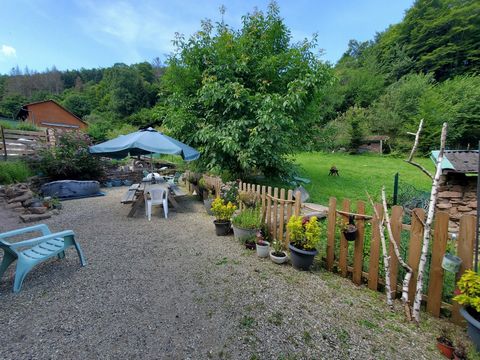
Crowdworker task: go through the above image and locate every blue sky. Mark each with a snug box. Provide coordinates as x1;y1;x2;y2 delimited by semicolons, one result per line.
0;0;414;75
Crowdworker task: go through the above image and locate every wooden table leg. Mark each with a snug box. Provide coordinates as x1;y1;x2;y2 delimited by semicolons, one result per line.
168;194;179;210
128;193;144;217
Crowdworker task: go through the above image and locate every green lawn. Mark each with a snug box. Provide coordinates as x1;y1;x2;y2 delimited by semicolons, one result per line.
294;152;435;208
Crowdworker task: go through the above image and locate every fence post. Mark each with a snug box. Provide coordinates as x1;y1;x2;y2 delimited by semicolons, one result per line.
426;211;449;317
393;173;399;205
339;199;350;277
452;215;476;324
408;208;425;305
285;190;293;245
352;201;366;285
278;189;286;245
326;197;337;271
1;126;7;160
389;206;404;299
368;203;383;291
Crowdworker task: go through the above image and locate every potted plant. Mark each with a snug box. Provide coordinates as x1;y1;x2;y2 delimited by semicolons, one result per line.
211;197;237;236
270;239;288;264
232;207;262;242
286;215;320;270
338;215;357;241
244;235;256;250
436;327;455;359
453;341;467;360
255;231;270;258
453;270;480;351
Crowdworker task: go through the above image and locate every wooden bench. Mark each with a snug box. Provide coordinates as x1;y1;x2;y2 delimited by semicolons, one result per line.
121;184;140;204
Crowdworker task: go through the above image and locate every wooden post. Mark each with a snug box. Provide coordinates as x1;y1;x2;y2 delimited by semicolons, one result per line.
426;211;449;317
261;185;267;222
266;186;272;235
294;191;301;216
278;189;286;245
389;206;404;299
1;127;6;160
352;201;365;285
272;187;279;240
339;199;350;278
368;203;383;290
326;197;337;272
408;208;425;305
452;215;476;324
285;190;293;245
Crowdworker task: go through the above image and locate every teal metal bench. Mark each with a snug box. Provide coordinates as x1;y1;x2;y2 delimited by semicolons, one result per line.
0;224;87;293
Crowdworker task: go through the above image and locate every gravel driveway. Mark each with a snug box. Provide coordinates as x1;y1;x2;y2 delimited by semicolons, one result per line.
0;188;468;359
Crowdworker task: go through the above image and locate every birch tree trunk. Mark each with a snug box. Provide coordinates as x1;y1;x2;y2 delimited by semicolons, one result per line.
411;122;448;323
367;192;393;308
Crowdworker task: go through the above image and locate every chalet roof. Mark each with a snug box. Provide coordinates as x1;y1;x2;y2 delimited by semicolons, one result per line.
16;99;87;125
431;150;479;174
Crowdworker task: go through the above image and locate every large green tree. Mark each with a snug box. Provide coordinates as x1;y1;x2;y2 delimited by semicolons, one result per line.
160;3;333;176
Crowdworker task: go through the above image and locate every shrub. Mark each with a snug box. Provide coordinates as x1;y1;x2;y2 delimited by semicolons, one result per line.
453;270;480;313
34;131;105;180
211;197;237;222
287;215;320;251
0;161;32;184
16;122;39;131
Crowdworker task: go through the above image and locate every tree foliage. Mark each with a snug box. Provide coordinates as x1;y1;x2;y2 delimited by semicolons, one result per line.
160;3;333;176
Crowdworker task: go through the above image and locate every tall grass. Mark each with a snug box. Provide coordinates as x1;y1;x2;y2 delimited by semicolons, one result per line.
0;161;32;184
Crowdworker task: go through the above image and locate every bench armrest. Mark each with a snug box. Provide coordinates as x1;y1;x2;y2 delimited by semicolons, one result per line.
0;224;51;243
8;230;75;249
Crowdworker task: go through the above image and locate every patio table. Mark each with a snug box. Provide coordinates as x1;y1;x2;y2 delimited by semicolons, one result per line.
125;182;185;217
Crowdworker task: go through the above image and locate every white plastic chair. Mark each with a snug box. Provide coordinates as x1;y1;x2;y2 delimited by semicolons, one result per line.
145;187;168;220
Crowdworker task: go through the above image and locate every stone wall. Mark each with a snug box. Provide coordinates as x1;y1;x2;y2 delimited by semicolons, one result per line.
436;172;477;232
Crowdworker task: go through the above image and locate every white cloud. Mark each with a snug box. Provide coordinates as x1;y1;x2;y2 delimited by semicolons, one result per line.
1;45;16;57
75;0;207;62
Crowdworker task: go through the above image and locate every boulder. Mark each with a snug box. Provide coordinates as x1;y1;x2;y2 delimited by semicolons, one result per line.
458;206;472;212
468;201;477;209
6;202;22;209
8;191;33;204
20;213;51;223
29;206;47;214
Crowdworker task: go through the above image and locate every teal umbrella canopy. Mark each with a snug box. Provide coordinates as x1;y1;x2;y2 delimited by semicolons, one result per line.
89;127;200;161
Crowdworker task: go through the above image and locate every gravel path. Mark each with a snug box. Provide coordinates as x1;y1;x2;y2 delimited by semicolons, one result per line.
0;188;468;359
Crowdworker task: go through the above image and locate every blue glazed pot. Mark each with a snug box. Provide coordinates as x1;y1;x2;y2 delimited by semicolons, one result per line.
289;243;317;270
123;180;133;186
460;307;480;351
105;181;113;188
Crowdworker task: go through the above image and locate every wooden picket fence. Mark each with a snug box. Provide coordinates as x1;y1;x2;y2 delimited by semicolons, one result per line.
186;175;477;323
0;127;54;160
238;181;302;247
326;197;476;324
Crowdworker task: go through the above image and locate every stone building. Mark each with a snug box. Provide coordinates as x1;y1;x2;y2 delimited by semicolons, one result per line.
432;150;478;231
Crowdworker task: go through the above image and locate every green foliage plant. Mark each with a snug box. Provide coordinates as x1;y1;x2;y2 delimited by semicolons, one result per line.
232;207;262;229
211;197;237;222
34;131;105;180
271;239;285;256
161;2;333;177
0;161;32;184
16;122;39;131
287;215;320;251
453;270;480;314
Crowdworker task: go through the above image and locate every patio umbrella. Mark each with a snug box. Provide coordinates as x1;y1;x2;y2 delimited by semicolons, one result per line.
89;127;200;162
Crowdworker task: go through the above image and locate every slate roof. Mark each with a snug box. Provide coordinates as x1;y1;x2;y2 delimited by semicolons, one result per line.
431;150;479;174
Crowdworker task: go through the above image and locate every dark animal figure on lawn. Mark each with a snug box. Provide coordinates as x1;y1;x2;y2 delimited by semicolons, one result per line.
329;166;339;176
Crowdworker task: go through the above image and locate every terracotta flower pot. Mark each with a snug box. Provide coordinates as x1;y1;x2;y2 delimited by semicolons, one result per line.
436;338;454;359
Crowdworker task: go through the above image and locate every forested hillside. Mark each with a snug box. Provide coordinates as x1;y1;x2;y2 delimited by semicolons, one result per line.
0;0;478;174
